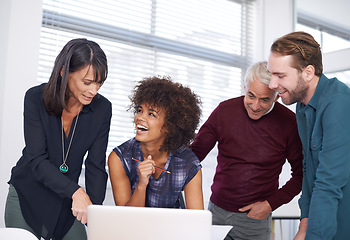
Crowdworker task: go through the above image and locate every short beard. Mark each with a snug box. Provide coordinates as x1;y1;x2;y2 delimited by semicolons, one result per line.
283;75;309;105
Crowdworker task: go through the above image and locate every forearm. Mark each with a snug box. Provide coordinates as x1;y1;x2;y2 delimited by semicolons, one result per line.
299;218;308;232
267;157;302;210
298;176;311;219
266;176;302;211
85;152;108;204
85;111;110;203
125;184;147;207
85;168;107;204
34;158;80;198
294;218;308;240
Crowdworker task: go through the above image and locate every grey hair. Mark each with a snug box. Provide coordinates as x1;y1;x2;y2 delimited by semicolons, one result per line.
243;61;271;87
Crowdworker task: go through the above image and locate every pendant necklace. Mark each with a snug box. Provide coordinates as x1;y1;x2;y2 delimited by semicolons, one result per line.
60;108;81;173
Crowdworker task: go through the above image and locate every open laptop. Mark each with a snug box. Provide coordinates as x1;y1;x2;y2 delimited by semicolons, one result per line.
87;205;212;240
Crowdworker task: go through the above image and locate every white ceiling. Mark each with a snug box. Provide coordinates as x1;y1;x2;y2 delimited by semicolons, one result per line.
297;0;350;33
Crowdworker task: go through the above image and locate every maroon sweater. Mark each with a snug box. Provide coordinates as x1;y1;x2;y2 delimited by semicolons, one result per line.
191;96;303;212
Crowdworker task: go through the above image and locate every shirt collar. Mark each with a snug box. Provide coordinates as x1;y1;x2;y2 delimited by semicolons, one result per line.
305;74;327;110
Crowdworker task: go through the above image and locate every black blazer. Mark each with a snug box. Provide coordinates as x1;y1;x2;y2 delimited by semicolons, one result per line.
9;83;111;239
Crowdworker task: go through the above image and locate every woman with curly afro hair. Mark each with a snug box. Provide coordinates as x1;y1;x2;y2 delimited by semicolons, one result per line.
108;76;204;209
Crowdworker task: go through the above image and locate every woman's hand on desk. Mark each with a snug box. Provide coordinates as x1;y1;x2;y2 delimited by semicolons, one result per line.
238;200;272;220
72;187;92;224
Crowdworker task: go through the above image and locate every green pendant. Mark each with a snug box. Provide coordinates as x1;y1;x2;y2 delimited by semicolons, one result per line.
59;163;69;173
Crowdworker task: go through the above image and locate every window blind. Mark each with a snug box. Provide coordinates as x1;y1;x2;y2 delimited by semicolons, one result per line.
296;15;350;53
39;0;256;153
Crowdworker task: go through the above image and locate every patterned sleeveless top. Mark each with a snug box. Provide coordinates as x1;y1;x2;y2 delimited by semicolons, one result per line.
113;138;201;208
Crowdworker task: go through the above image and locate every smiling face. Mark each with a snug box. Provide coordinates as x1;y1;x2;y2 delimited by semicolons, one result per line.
67;65;101;105
244;78;277;120
268;53;310;105
134;104;166;146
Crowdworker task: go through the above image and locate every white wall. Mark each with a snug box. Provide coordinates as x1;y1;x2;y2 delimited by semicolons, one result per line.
324;48;350;73
254;0;296;61
0;0;42;227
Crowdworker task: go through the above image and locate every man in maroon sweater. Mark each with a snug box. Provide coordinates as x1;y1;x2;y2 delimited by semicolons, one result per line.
191;61;303;240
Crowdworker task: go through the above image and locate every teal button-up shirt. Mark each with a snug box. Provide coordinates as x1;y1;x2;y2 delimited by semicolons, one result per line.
297;74;350;239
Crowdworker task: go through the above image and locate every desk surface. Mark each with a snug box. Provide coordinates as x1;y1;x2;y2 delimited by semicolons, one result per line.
211;225;232;240
0;228;37;240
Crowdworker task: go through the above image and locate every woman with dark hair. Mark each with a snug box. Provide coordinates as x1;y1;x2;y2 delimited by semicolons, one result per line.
108;76;204;209
5;38;112;240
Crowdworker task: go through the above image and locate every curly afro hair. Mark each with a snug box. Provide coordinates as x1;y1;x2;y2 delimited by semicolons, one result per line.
129;76;202;153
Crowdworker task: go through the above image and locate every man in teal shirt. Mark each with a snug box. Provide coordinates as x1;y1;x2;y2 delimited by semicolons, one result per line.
267;31;350;240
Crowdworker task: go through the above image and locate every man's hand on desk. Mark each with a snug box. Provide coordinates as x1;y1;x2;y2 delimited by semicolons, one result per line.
238;200;272;220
